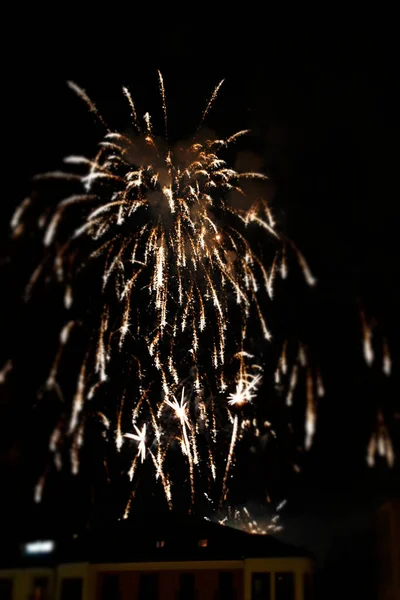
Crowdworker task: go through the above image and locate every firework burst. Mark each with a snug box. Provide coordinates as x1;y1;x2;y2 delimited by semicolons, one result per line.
9;73;319;512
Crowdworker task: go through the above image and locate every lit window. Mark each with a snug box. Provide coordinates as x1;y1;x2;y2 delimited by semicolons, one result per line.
24;540;55;555
156;540;165;548
198;539;208;547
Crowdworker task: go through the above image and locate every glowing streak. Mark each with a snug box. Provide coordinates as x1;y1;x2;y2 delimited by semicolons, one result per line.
383;339;391;376
49;426;61;452
281;341;288;374
221;413;239;504
361;312;374;366
316;369;325;397
277;499;287;511
165;389;195;503
125;423;147;463
266;256;277;299
64;285;73;309
44;195;97;246
34;476;45;504
280;246;288;279
128;454;139;481
122;87;140;131
246;212;278;238
158;70;168;142
11;197;31;235
68;359;86;433
228;374;262;406
198;79;225;129
286;365;298;406
0;359;12;384
115;393;125;452
293;245;317;286
298;343;307;367
67;81;109;130
123;491;135;519
149;450;172;509
304;369;316;450
367;411;395;468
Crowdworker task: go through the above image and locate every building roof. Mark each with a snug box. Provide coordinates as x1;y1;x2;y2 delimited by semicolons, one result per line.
0;514;311;568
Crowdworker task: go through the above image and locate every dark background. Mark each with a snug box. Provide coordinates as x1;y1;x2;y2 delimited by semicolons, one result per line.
1;18;399;599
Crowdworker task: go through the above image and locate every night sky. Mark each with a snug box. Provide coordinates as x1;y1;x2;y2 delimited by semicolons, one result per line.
0;20;399;599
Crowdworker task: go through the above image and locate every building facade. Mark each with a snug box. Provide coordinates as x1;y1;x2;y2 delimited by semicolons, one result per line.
0;517;313;600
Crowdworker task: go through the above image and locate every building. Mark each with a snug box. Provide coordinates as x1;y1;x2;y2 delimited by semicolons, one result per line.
377;499;400;600
0;515;313;600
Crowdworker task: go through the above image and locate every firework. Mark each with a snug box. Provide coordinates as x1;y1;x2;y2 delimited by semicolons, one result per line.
0;359;12;384
304;368;316;450
207;503;285;536
124;423;147;463
10;73;319;512
360;310;374;366
273;339;325;454
228;372;262;407
367;410;395;468
382;338;392;377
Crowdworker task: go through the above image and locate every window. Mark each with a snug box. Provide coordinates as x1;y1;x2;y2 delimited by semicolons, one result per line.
138;573;158;600
275;572;294;600
198;539;208;547
30;577;49;600
303;573;313;600
0;579;13;600
218;572;235;600
156;540;165;548
179;573;195;600
101;574;121;600
60;578;83;600
24;540;55;555
251;573;270;600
